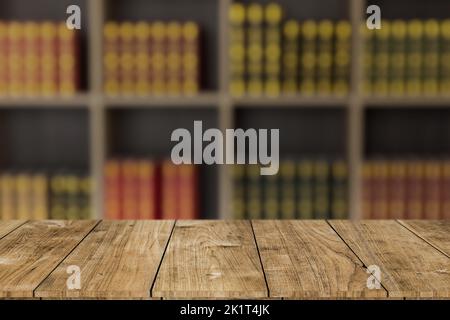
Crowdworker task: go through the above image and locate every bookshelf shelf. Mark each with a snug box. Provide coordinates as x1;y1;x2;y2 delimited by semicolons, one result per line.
232;95;349;107
363;96;450;108
0;94;91;108
104;92;220;108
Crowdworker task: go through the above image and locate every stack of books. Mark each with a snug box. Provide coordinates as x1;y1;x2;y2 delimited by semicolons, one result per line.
362;159;450;219
232;159;348;219
363;19;450;95
0;21;79;97
228;2;351;97
0;171;91;220
103;21;200;96
104;158;199;219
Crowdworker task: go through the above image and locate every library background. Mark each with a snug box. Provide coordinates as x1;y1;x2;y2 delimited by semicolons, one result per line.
0;0;449;221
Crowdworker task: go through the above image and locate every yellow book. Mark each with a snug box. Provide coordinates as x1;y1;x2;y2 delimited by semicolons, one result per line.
441;20;450;93
389;20;407;95
333;21;351;95
103;22;121;95
282;20;299;94
229;3;246;96
264;3;282;97
134;22;152;96
300;20;317;94
373;20;390;95
317;20;334;94
423;20;440;95
0;173;16;220
7;22;25;97
406;20;424;95
246;3;264;96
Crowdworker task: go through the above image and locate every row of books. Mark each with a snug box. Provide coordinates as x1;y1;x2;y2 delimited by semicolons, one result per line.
104;21;200;96
0;21;79;97
229;2;351;97
0;171;91;220
104;159;199;219
232;160;348;219
362;160;450;219
364;19;450;96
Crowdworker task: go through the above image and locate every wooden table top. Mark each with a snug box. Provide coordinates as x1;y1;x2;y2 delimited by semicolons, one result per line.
0;220;448;299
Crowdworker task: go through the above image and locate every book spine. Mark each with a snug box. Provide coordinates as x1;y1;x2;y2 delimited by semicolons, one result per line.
313;160;330;219
361;162;373;219
122;159;139;219
423;161;441;219
280;160;296;219
333;21;351;95
182;22;200;95
263;169;279;219
232;165;246;219
7;22;25;97
178;164;199;219
151;21;167;95
119;22;136;95
440;20;450;94
246;3;263;96
104;160;122;220
387;161;406;219
362;24;374;95
134;22;152;96
389;20;406;95
50;174;67;219
161;160;178;219
137;160;158;220
16;173;32;220
0;173;16;219
246;164;262;219
79;175;92;219
40;22;58;97
316;20;333;95
423;20;440;96
331;160;348;219
442;162;450;219
0;22;7;96
32;173;48;220
405;161;424;219
166;21;182;96
58;22;79;96
23;22;41;97
372;161;389;219
264;3;282;97
373;21;390;95
405;20;423;95
103;22;121;95
300;20;317;95
282;20;299;94
229;3;246;97
297;160;314;219
66;174;80;220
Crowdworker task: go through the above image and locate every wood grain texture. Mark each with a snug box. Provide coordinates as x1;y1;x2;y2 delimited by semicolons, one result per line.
253;220;386;298
329;220;450;298
35;220;174;299
0;220;98;298
398;220;450;258
152;220;267;298
0;221;25;240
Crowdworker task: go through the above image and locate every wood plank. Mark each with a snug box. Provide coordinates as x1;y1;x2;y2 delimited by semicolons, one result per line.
0;221;26;240
35;220;174;299
152;220;267;298
0;220;98;298
253;220;386;298
329;220;450;298
398;220;450;258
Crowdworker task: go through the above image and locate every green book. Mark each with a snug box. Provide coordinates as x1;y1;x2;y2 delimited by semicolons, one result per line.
406;20;424;95
313;160;330;219
389;20;407;95
373;20;390;95
247;3;264;96
300;20;317;95
263;169;279;219
317;20;334;94
280;160;296;219
246;164;262;219
229;3;246;97
441;20;450;93
423;19;440;95
297;159;314;219
333;20;351;95
331;160;348;219
264;3;282;97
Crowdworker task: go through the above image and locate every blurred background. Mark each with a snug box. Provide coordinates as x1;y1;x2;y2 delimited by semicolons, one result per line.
0;0;449;221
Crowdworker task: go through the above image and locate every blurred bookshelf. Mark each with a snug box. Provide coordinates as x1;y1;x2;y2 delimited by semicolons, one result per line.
0;0;449;220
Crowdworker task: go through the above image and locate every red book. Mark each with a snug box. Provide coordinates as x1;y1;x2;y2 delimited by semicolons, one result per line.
121;159;139;219
58;22;79;96
7;21;25;97
119;22;136;95
161;160;178;219
361;162;373;219
23;22;41;96
178;164;199;219
405;161;424;219
372;160;389;219
442;162;450;220
137;159;159;219
40;22;58;97
0;21;7;96
104;159;122;219
423;161;441;219
387;161;406;219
